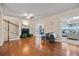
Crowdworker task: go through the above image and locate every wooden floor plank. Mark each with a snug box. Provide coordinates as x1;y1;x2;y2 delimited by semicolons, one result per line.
0;37;79;56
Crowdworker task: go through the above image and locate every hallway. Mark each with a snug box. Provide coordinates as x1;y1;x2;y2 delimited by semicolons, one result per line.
0;37;79;56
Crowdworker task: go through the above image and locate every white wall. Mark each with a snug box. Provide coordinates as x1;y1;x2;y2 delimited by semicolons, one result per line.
0;17;3;46
3;16;20;26
0;5;4;46
3;20;8;41
30;8;79;41
1;6;79;46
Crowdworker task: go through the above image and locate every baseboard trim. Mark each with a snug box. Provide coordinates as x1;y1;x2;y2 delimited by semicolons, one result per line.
9;38;20;41
62;40;79;45
0;42;3;46
55;39;62;42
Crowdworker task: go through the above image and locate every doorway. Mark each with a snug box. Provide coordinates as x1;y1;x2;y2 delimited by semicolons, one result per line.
21;28;30;37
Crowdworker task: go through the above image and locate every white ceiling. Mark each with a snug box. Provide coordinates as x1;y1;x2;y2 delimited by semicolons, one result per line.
1;3;79;19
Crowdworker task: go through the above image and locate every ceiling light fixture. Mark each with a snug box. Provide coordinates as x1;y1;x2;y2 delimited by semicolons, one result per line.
23;20;29;26
24;10;35;20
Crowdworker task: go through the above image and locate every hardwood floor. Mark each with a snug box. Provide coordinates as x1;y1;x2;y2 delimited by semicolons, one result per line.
0;37;79;56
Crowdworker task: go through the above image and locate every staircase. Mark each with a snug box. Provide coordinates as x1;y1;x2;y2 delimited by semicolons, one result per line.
9;31;20;40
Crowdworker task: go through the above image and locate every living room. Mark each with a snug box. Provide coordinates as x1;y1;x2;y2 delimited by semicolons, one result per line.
0;3;79;56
